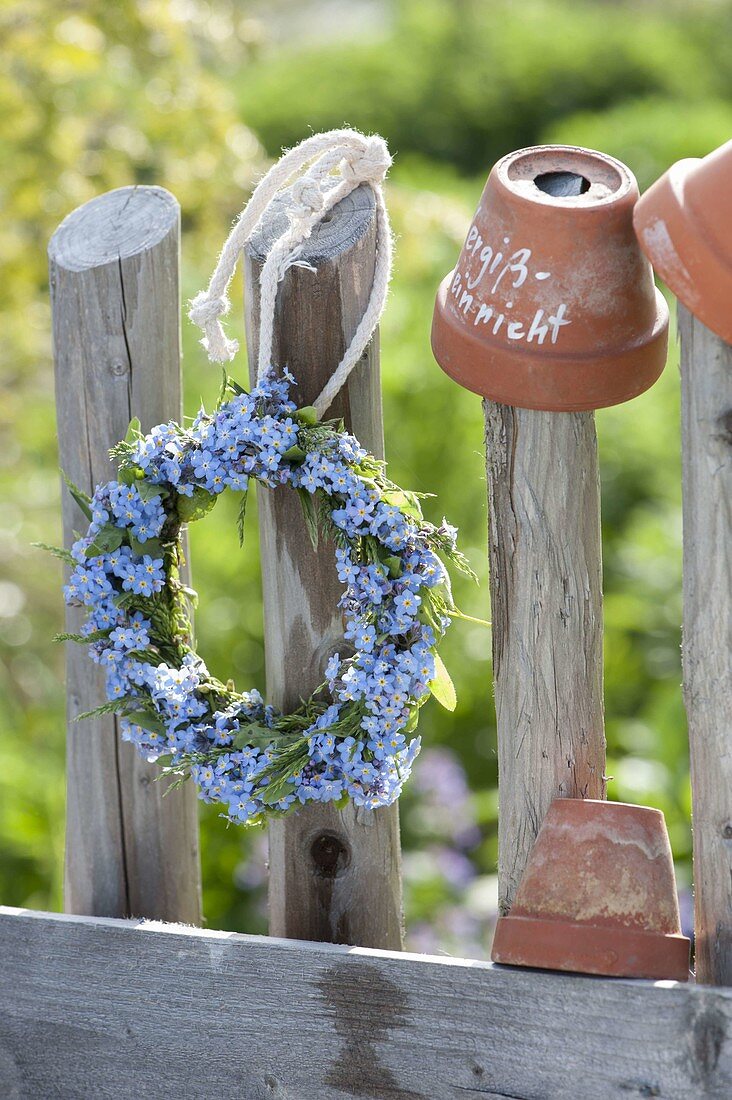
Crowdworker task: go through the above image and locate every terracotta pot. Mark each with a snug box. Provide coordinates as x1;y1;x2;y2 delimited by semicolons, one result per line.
431;145;668;411
633;139;732;344
491;798;690;981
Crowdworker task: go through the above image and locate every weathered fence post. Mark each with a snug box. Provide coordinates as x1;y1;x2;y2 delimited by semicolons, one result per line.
49;185;202;923
679;304;732;985
243;184;403;948
484;403;606;913
430;149;668;918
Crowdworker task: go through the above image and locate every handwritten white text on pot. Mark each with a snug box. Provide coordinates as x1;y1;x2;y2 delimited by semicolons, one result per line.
450;225;571;345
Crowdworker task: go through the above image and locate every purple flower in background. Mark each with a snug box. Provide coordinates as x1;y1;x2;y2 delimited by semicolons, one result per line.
411;746;481;849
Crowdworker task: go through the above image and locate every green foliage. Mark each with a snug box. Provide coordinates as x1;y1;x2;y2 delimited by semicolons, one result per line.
84;523;124;558
429;653;457;712
238;0;727;174
296;488;320;551
177;487;219;524
0;0;264;923
61;472;92;521
544;96;732;189
235;492;248;548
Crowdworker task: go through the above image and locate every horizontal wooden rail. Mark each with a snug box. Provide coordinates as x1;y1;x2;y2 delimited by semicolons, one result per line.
1;908;730;1099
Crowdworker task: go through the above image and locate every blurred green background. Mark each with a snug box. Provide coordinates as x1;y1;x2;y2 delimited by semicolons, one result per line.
2;0;728;956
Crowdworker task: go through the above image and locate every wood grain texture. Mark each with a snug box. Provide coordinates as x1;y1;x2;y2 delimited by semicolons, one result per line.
2;906;731;1099
243;184;403;948
49;185;202;924
484;400;606;914
679;305;732;986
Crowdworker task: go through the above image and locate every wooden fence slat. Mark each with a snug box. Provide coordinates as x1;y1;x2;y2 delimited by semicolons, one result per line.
679;304;732;986
49;185;202;924
242;184;403;948
484;401;606;913
1;906;731;1099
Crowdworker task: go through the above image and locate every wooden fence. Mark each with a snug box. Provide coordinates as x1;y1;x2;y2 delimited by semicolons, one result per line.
0;183;731;1098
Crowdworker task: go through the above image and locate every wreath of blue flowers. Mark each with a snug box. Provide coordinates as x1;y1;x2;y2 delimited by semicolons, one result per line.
55;372;475;826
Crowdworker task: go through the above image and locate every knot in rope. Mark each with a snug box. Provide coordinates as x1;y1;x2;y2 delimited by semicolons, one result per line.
188;292;228;327
341;136;391;185
188;291;237;362
189;128;393;399
288;176;324;221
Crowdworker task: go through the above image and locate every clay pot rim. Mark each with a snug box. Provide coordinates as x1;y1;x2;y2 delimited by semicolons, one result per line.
492;914;690;982
636;156;732;277
551;797;664;815
634;153;732;343
496;143;636;211
662;158;732;271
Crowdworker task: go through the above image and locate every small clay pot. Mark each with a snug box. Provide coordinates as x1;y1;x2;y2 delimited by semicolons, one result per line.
633;139;732;344
491;799;690;981
431;145;668;411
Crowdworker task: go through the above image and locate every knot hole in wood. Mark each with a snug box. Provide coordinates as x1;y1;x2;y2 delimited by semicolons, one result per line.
311;832;351;879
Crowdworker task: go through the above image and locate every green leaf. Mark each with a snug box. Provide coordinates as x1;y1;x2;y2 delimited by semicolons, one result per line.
233;723;273;750
294;405;318;426
125;417;141;443
236;491;248;548
216;368;228;410
383;488;423;521
125;647;163;664
226;378;247;396
124;711;168;736
384;555;402;579
282;444;306;463
429;652;457;712
61;470;93;521
404;707;421;733
296;488;319;551
32;541;76;566
75;696;138;721
54;629;109;644
118;466;139;486
128;534;164;560
85;524;124;557
178;583;199;608
177;486;218;524
154;753;175;768
113;591;137;610
136;480;168;502
259;783;289;806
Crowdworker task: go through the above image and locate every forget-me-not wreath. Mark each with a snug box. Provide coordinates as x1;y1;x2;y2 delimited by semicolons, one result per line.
53;131;478;827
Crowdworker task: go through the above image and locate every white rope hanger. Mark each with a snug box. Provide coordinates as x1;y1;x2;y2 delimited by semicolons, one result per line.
189;128;393;419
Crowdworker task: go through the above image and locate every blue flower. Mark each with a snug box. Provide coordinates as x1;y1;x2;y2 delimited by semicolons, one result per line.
64;374;460;827
335;548;359;584
344;619;376;654
224;470;248;492
110;613;151;654
345;495;375;527
325;652;341;685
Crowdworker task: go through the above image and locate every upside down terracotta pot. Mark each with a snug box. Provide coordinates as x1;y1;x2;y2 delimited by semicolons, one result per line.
491;799;690;981
633;139;732;344
431;145;669;411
